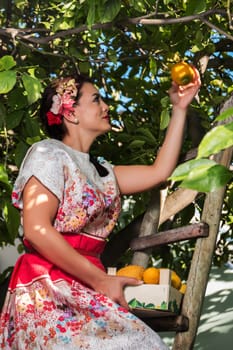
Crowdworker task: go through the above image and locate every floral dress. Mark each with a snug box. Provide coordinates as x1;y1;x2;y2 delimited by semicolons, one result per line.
0;139;168;350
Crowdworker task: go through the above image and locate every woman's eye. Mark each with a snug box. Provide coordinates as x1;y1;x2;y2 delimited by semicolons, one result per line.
93;95;101;103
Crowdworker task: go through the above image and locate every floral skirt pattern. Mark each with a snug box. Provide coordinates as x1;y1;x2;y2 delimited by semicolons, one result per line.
0;235;168;350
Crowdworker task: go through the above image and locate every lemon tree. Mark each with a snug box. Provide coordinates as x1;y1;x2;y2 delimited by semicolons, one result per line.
0;0;232;292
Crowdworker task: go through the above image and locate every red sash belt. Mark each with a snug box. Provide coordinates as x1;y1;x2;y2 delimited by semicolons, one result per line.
8;232;107;291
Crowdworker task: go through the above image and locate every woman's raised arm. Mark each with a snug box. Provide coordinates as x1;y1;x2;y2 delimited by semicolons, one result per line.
114;68;201;195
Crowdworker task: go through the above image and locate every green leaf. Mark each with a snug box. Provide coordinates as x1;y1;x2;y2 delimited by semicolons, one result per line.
98;0;121;23
180;164;232;192
128;140;145;148
0;71;17;94
128;298;139;308
161;301;168;310
197;122;233;159
7;87;28;110
136;300;144;308
215;107;233;122
22;73;42;104
14;141;29;168
185;0;206;15
195;30;203;45
145;303;156;309
108;49;118;64
78;61;91;74
26;136;41;145
160;96;170;108
87;0;96;27
5;110;24;130
127;0;146;12
0;164;10;186
149;57;157;78
17;243;25;254
22;115;41;138
160;109;170;130
170;159;216;182
0;55;16;71
3;201;20;243
136;128;156;145
0;101;6;128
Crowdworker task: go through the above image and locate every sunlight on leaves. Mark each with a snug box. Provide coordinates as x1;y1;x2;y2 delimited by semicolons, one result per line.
197;122;233;159
180;164;232;192
0;71;17;94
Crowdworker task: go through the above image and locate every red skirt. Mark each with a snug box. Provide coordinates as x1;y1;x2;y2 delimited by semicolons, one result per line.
0;233;168;350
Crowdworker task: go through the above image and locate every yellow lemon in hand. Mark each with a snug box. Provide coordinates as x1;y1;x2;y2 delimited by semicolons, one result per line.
171;61;195;85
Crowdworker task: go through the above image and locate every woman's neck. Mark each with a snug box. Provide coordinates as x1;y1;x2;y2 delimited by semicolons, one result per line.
62;134;93;153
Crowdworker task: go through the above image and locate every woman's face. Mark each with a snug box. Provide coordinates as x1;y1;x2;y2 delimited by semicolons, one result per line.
74;82;111;136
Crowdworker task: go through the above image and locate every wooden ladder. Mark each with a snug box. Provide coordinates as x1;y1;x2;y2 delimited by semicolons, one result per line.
102;97;233;348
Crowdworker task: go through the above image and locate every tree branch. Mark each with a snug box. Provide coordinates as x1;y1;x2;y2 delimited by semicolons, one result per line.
227;0;233;30
0;9;231;46
201;18;233;41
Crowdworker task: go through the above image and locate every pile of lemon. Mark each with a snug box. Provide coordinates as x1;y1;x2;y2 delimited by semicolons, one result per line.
116;265;186;294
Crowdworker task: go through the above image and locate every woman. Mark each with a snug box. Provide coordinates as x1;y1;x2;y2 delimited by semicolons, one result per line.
0;71;201;349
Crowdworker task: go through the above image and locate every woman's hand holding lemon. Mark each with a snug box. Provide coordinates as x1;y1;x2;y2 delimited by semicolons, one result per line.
171;61;195;86
169;61;201;110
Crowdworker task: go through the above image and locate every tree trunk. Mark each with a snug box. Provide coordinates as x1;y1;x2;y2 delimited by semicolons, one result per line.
131;188;161;267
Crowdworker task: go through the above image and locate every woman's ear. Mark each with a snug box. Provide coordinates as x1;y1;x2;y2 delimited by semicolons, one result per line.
63;111;79;125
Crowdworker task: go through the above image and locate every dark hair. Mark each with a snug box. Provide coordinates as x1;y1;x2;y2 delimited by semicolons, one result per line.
40;74;92;140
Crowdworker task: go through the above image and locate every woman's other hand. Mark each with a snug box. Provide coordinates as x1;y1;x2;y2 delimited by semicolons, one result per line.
93;275;143;310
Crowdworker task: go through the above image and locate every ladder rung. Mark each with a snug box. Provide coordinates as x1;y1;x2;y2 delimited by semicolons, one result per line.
143;314;189;332
130;222;209;251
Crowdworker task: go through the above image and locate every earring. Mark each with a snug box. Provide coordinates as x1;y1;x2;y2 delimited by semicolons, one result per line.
74;118;79;124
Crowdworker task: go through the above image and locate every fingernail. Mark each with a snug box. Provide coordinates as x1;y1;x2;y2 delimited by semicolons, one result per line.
137;280;144;285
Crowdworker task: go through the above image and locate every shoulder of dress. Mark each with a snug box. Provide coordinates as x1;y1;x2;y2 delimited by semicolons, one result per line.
30;139;67;155
34;138;61;149
21;140;67;167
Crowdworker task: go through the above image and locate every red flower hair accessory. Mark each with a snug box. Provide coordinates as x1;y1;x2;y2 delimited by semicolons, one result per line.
46;78;78;126
47;111;63;126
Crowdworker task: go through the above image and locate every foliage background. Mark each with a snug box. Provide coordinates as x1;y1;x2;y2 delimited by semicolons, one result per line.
0;0;232;285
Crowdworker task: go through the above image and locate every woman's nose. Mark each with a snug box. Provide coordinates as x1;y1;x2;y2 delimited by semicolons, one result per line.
102;100;109;112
